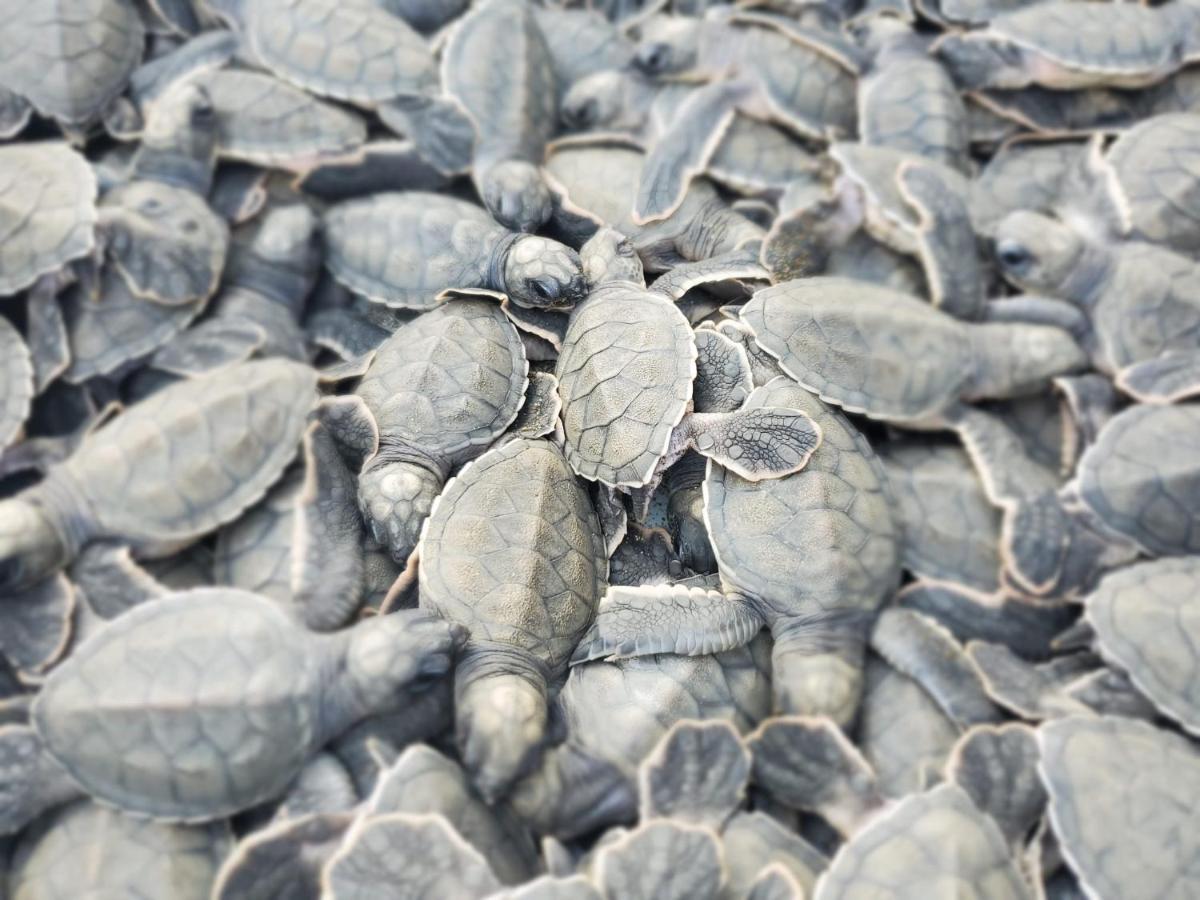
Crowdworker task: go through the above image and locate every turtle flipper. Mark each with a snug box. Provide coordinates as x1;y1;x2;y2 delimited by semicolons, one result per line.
508;371;562;440
682;406;821;481
570;584;765;663
509;742;636;840
0;575;75;675
897;160;986;322
0;724;81;836
746;715;882;837
293;422;365;631
945;723;1045;849
24;277;70;393
650;249;767;301
692;329;753;414
746;864;804;900
70;544;167;619
380;96;475;177
596;820;725;900
323;812;501;899
212;811;351;900
151;318;268;376
1116;351;1200;404
632;80;747;225
637;720;751;829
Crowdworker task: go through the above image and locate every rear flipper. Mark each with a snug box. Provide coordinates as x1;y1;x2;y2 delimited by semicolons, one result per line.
1117;351;1200;404
151;318;267;376
632;79;751;224
770;619;868;727
570;584;765;664
380;96;476;177
509;742;636;840
746;716;883;838
0;724;81;835
679;406;821;482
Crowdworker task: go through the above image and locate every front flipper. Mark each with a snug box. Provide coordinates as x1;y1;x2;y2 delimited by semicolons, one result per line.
681;406;821;481
379;96;476;177
570;584;764;663
897;160;986;322
595;820;725;900
746;716;882;838
1117;351;1200;404
508;371;562;441
650;249;768;302
151;318;268;376
293;422;365;631
944;723;1045;849
638;720;751;830
0;575;75;675
509;742;636;840
633;79;750;225
692;329;752;414
25;277;70;393
69;544;167;620
0;724;81;836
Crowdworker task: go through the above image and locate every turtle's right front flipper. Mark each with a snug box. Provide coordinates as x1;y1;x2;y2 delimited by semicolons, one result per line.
680;406;822;481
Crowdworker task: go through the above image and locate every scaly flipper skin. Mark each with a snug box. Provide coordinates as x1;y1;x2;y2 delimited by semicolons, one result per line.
944;723;1045;848
638;720;751;829
596;820;726;900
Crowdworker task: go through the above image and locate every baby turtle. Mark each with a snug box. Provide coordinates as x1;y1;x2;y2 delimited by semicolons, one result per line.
1085;558;1200;734
441;0;557;232
418;437;606;800
580;376;900;726
347;298;528;564
556;229;819;490
32;589;458;820
1039;716;1200;900
0;143;98;297
0;0;144;134
739;277;1086;425
323;192;586;311
934;1;1200;90
7;800;231;900
0;358;316;591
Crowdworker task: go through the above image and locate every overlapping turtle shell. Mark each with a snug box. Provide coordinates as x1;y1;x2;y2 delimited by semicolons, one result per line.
354;299;527;465
556;287;696;486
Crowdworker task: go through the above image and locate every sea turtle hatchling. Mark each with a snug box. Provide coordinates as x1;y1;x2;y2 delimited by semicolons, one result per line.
417;437;607;800
0;143;98;297
0;358;316;592
934;1;1200;91
31;589;459;821
1039;716;1200;900
738;277;1086;425
556;228;819;491
578;376;900;727
323;192;587;312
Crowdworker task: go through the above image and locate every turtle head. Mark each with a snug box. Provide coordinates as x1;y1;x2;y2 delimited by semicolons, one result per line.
357;460;443;565
342;611;465;717
479;161;554;233
0;499;70;592
240;204;323;290
502;236;588;309
561;70;655;133
994;211;1091;297
136;83;218;194
633;16;701;75
580;226;645;289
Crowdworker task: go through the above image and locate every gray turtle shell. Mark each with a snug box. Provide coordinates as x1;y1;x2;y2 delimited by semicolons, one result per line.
48;358;315;549
0;143;97;296
419;438;605;673
1077;403;1200;556
355;299;527;465
0;0;144;126
967;141;1077;238
323;193;508;309
32;590;329;820
8;800;230;900
1039;716;1200;900
741;277;972;421
705;377;900;619
0;315;33;451
1085;557;1200;734
556;284;696;487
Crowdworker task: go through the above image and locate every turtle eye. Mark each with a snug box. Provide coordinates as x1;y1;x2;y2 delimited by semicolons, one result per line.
996;240;1032;274
564;98;597;129
530;278;558;303
636;42;671;74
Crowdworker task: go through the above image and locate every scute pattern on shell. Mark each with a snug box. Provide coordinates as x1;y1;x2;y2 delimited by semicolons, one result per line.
557;289;697;486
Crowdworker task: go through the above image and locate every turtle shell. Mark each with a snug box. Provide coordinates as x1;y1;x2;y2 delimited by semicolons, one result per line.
0;143;97;296
967;141;1077;238
323;193;503;309
1085;558;1200;734
55;359;316;549
419;438;605;673
32;590;327;820
355;299;527;465
1077;403;1200;556
212;466;304;603
0;0;144;126
8;800;230;900
0;315;33;451
556;286;696;487
705;377;900;618
741;278;973;421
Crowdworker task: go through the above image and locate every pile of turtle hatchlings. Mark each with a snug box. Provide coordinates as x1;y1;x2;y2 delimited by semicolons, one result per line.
1;0;1200;896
